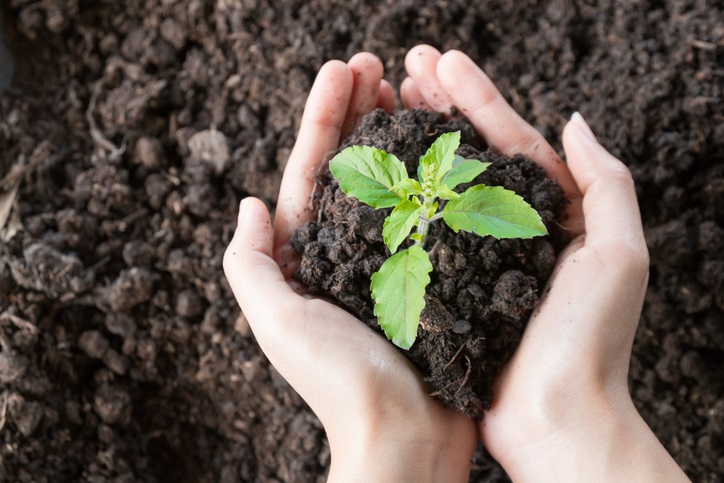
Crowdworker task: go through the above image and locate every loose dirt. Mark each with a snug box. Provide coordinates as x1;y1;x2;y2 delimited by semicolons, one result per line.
0;1;721;481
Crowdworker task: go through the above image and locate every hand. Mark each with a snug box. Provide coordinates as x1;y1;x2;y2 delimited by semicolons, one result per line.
224;53;476;483
402;45;689;481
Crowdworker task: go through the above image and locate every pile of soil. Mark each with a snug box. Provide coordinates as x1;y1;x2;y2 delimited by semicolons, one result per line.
0;1;721;482
293;108;566;418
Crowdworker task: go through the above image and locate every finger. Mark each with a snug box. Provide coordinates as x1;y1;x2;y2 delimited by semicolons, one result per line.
225;198;307;350
377;79;395;112
342;52;385;138
226;197;340;366
562;113;648;267
435;50;584;231
436;51;559;167
273;60;354;276
400;77;431;109
225;198;296;318
404;44;454;112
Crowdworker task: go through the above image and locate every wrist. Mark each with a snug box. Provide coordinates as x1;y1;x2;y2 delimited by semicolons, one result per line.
490;391;689;482
327;408;476;482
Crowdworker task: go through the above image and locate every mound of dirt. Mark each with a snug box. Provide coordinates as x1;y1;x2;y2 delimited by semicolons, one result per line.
293;108;566;418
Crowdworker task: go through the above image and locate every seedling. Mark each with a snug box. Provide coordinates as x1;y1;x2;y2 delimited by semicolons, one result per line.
329;131;547;349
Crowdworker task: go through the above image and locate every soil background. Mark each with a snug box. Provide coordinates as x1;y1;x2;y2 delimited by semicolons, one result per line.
0;1;721;482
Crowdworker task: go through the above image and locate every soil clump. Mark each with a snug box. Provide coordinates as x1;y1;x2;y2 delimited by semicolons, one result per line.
293;109;566;418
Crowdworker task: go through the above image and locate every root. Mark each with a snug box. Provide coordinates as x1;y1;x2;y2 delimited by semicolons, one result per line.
442;336;471;372
454;356;472;396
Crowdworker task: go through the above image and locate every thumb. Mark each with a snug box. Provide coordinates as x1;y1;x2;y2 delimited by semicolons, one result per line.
562;113;648;270
223;197;305;348
533;114;649;373
511;116;650;379
223;197;338;400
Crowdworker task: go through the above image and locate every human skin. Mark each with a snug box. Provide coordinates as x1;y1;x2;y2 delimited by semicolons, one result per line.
224;47;690;482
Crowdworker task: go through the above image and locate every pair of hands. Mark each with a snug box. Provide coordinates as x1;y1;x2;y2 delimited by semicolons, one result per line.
224;45;688;481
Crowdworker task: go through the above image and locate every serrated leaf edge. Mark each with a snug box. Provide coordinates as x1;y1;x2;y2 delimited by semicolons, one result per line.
443;185;547;238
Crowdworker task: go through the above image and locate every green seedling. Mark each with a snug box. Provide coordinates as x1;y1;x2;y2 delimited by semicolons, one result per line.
330;131;547;349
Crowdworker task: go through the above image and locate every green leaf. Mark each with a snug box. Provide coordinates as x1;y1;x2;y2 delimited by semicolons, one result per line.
443;185;548;239
425;201;438;220
392;178;423;198
382;200;423;253
434;184;460;200
442;157;491;190
329;145;408;208
419;131;461;183
370;246;432;349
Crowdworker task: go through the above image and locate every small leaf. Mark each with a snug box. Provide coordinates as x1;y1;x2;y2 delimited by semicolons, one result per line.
443;185;547;239
419;131;461;183
434;184;460;200
370;246;432;349
442;157;491;190
392;178;423;198
425;201;438;220
383;200;423;253
329;145;408;208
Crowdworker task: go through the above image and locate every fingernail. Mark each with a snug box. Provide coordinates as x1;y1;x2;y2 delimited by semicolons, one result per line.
238;197;250;223
571;111;598;143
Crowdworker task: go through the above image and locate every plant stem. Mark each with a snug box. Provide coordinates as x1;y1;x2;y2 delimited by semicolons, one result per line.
416;216;430;247
414;195;438;248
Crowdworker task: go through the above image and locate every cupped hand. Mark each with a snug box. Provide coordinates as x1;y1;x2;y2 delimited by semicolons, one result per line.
224;53;476;482
403;45;689;481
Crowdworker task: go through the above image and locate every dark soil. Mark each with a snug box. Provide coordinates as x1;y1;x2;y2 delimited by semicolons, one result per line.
293;108;565;418
0;1;722;482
